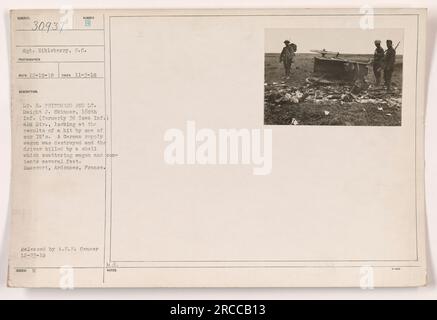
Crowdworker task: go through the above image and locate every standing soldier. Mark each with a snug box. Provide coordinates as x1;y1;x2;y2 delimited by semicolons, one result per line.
279;40;295;79
384;40;396;91
373;40;385;86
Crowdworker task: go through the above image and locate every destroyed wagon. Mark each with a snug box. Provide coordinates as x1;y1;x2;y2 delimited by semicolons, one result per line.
311;49;369;81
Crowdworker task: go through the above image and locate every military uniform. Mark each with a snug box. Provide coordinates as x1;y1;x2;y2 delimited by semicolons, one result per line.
280;41;295;77
373;43;385;85
384;45;396;90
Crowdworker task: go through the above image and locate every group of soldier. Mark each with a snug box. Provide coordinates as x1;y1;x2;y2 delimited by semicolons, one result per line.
373;39;397;91
278;39;397;91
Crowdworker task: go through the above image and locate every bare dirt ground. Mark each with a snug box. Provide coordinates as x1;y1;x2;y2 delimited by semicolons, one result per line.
264;53;403;126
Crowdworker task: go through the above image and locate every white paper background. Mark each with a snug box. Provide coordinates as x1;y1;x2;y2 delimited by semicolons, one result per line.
0;0;436;299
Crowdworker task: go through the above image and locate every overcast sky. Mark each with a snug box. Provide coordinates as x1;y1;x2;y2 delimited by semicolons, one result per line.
265;28;404;55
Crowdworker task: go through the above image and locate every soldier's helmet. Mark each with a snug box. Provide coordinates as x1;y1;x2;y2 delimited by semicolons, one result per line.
387;39;393;45
284;40;290;45
374;40;381;45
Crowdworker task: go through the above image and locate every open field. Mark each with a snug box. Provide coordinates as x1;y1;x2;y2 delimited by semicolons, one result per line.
264;53;403;126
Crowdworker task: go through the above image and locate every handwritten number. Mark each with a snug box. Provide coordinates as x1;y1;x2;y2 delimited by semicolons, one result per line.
31;21;63;32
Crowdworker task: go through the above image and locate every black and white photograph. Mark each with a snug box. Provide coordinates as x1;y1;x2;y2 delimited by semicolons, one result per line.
264;29;404;126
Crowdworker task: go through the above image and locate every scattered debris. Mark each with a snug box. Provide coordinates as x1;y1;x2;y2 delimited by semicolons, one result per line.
264;51;402;126
265;78;402;109
291;118;299;125
341;93;354;102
